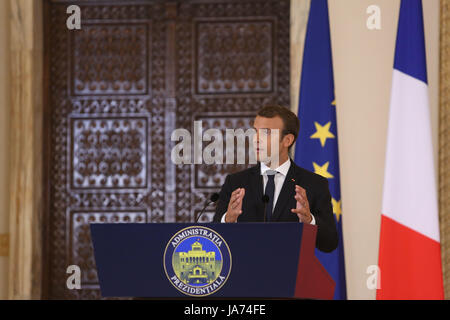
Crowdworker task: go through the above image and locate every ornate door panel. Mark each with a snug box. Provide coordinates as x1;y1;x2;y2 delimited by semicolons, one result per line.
175;0;290;224
44;0;289;299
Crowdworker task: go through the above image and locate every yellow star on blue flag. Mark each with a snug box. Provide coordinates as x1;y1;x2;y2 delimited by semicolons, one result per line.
310;121;335;147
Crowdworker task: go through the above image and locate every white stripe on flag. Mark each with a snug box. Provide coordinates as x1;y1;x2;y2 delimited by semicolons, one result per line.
382;69;439;242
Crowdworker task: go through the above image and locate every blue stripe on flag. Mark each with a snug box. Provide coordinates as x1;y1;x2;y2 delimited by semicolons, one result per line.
394;0;428;84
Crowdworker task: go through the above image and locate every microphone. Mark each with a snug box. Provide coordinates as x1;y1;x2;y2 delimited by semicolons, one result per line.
195;193;220;223
262;194;270;223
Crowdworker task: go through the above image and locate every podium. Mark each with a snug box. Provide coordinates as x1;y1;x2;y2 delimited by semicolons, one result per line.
91;223;335;299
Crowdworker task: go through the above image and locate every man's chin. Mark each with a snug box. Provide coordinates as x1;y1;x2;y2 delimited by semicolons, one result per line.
255;153;280;166
255;152;268;164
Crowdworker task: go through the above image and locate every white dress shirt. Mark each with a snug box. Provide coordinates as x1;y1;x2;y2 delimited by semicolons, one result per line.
221;159;315;224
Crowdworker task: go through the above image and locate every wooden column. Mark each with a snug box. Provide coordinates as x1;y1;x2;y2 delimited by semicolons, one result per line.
8;0;44;299
440;0;450;300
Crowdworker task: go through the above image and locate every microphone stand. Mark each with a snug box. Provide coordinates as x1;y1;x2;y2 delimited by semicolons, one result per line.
195;193;220;223
195;199;211;223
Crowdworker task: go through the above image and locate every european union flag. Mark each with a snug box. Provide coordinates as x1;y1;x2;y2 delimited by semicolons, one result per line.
294;0;347;300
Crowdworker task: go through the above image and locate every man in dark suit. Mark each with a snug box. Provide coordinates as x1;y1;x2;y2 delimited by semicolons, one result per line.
213;105;338;253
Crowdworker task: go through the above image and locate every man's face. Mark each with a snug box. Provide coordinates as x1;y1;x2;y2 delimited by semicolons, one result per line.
252;115;288;165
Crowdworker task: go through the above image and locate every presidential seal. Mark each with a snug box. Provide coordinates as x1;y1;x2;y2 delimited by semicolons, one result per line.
163;226;232;297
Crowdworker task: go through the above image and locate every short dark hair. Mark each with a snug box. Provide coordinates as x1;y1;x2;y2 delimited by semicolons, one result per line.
256;105;300;148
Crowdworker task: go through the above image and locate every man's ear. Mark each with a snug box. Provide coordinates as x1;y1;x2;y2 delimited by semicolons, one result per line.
283;133;295;149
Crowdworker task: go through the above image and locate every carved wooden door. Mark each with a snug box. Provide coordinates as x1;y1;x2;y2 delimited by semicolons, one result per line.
44;0;290;299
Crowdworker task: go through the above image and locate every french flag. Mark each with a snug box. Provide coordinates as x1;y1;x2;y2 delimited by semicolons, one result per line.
376;0;444;299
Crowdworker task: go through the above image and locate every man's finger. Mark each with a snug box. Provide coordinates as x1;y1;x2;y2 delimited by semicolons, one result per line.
234;195;242;206
296;190;307;199
291;208;307;215
233;188;245;200
295;194;307;206
230;188;245;210
295;190;305;199
236;189;245;207
295;193;304;201
229;195;240;209
238;188;245;200
231;192;240;202
295;185;307;196
231;188;241;196
237;192;245;207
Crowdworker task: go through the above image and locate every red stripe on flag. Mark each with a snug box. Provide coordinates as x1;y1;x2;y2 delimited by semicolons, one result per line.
295;224;335;299
377;214;444;300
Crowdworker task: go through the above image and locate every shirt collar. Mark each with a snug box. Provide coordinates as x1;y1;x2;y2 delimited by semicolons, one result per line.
260;158;291;177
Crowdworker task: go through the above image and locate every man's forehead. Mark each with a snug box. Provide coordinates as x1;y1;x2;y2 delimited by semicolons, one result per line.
253;115;284;128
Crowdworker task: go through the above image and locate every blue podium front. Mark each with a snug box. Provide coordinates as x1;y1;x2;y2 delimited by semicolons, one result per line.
90;223;334;299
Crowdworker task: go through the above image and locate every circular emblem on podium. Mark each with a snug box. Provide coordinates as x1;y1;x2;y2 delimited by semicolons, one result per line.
163;226;232;297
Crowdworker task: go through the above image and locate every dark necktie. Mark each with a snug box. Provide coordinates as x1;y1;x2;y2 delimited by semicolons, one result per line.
265;172;276;222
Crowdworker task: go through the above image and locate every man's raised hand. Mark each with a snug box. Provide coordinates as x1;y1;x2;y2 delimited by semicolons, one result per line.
225;188;245;223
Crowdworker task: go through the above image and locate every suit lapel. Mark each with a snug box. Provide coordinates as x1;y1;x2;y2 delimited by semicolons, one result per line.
271;160;298;221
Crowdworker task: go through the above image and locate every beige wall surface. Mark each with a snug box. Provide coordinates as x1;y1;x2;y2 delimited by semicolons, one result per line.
291;0;439;299
0;0;11;300
329;0;397;301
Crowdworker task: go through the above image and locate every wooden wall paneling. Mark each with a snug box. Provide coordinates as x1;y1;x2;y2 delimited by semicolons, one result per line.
45;0;290;299
46;1;167;299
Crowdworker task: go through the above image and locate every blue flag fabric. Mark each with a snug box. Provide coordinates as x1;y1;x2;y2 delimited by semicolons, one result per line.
394;0;428;84
294;0;347;300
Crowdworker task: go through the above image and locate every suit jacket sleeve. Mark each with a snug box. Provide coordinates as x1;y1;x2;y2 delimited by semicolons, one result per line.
313;178;339;252
213;174;232;222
